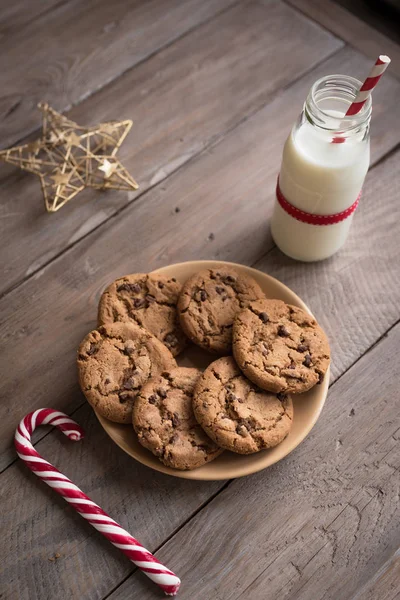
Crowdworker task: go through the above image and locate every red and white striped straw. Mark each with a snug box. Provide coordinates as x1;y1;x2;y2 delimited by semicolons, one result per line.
14;408;181;596
345;55;391;116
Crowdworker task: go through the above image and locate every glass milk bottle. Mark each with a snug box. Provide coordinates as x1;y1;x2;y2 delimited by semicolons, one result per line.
271;75;371;261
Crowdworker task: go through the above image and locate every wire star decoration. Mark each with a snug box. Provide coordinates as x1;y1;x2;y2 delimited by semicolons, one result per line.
0;103;139;212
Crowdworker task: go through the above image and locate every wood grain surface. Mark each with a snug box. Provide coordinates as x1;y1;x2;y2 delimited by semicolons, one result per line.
0;0;342;296
255;151;400;382
0;47;399;471
0;0;67;34
0;403;226;600
287;0;400;79
0;0;236;148
2;147;398;594
352;551;400;600
109;322;400;600
1;1;399;599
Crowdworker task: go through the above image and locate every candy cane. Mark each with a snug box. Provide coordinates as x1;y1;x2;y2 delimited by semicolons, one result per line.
14;408;181;596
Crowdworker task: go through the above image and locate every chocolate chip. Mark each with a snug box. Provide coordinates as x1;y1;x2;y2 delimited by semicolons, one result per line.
277;392;287;401
123;377;136;390
124;344;135;355
171;278;177;282
105;378;110;384
222;296;228;302
288;361;296;370
259;312;269;323
197;443;211;452
236;424;248;436
215;286;225;295
297;343;308;353
158;282;164;289
210;272;216;279
133;298;145;308
158;388;167;398
87;342;99;356
154;447;163;457
318;372;324;384
148;394;157;404
303;354;312;367
225;275;236;283
145;294;155;304
119;392;130;403
164;333;178;347
117;282;141;293
199;290;207;301
278;325;290;337
226;391;237;402
117;283;128;292
171;414;180;427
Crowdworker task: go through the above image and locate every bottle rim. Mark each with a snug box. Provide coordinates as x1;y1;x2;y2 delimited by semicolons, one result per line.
306;74;372;133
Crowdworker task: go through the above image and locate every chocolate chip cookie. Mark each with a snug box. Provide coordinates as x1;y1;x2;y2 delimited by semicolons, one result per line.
177;268;264;355
133;367;223;470
77;322;176;423
193;357;293;454
233;299;330;394
98;273;187;356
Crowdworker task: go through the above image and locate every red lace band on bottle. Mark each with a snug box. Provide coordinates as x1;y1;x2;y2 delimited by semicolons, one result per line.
276;178;360;226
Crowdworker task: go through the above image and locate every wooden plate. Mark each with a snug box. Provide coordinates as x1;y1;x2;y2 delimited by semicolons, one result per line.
95;260;329;480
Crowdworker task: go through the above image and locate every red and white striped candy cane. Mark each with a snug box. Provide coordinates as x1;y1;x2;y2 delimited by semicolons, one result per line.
345;55;391;116
14;408;181;596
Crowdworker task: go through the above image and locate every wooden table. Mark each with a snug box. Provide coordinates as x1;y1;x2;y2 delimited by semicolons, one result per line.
1;1;399;598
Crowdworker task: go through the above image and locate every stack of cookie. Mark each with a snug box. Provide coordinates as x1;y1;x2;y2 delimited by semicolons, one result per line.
77;268;330;471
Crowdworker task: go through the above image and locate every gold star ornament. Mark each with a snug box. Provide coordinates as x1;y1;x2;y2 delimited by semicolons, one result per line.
0;103;139;213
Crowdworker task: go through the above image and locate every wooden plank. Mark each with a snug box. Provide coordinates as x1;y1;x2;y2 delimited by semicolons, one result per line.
352;550;400;600
0;0;67;35
0;0;236;147
109;322;400;600
334;0;400;46
253;150;400;382
0;0;343;296
0;45;400;469
0;402;225;600
287;0;400;79
3;155;399;598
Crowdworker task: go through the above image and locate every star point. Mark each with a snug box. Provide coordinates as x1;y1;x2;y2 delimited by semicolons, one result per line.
64;132;82;147
50;171;73;186
0;103;138;213
98;159;117;178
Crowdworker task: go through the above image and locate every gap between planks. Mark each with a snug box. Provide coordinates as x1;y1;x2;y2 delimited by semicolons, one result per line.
101;318;400;600
0;0;70;35
1;137;398;479
0;0;240;150
3;45;400;470
3;146;400;600
285;0;400;79
0;43;344;303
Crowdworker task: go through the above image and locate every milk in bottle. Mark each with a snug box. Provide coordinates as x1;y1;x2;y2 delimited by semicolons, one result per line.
271;75;371;261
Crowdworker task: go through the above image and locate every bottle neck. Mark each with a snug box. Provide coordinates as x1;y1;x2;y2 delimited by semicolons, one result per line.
303;75;371;140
